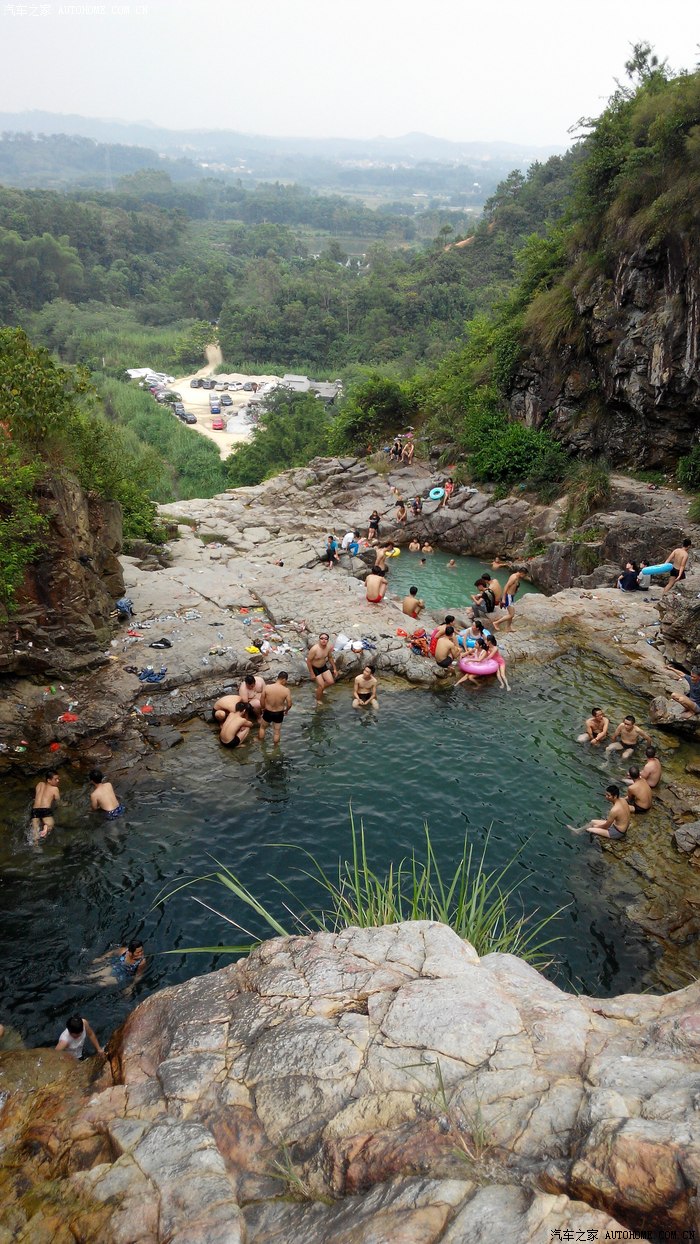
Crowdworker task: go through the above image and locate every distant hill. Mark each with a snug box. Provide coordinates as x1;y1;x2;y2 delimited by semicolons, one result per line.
0;111;563;175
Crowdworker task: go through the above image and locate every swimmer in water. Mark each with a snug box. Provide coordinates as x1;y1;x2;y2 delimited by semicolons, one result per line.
447;559;456;569
409;539;421;553
421;542;434;554
30;770;61;840
352;666;378;710
89;770;125;821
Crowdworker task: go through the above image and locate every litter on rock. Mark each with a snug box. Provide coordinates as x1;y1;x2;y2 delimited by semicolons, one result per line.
57;712;79;723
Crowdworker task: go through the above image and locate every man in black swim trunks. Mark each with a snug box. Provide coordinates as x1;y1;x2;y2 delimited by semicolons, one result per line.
352;666;378;710
220;702;255;747
307;633;337;703
258;672;292;745
31;770;61;840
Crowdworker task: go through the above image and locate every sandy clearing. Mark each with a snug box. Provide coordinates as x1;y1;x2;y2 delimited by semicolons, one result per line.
167;357;282;461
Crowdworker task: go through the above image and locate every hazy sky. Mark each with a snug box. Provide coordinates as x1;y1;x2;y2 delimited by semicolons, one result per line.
1;0;696;146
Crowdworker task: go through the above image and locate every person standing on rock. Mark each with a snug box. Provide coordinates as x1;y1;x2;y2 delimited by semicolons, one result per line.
374;542;395;572
396;501;407;525
353;666;378;710
258;673;292;745
577;707;610;746
238;672;265;718
365;568;388;604
89;771;126;820
368;511;381;541
30;770;61;840
56;1014;104;1059
493;569;528;631
307;633;337;703
663;538;692;595
668;666;700;717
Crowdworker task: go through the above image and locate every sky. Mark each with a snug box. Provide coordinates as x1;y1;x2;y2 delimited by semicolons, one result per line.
0;0;696;148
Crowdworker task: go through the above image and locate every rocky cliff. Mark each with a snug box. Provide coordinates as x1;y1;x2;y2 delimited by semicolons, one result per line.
509;233;700;467
2;923;700;1242
0;472;124;677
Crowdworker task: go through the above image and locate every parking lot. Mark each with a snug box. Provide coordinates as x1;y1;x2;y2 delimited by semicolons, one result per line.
167;369;282;460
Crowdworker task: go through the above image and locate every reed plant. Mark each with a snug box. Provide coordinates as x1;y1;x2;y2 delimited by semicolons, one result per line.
159;814;561;969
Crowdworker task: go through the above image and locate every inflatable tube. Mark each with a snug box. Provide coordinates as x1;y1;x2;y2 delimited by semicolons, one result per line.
459;656;500;676
387;548;401;558
458;629;492;649
429;487;444;500
641;561;674;576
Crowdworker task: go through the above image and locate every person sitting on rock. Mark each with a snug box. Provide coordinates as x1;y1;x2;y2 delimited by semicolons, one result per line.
322;534;339;570
410;496;423;516
219;702;256;748
402;586;424;618
434;627;459;670
617;561;641;591
396;501;407;525
636;745;662;788
625;766;653;813
577;784;631;841
365;569;388;605
668;666;700;717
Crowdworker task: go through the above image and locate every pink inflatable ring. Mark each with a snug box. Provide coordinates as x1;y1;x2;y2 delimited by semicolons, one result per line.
458;656;500;676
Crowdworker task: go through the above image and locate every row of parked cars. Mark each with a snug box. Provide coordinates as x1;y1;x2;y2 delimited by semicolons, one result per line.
190;378;257;392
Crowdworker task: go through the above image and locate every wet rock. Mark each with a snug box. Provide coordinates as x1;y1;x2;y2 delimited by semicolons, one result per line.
3;923;700;1241
673;821;700;856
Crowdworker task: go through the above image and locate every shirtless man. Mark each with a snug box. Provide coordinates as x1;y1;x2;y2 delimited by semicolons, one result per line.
352;666;378;710
663;538;692;595
421;542;434;554
409;539;421;552
374;543;394;573
577;707;609;746
468;578;496;621
31;771;60;839
669;665;700;717
219;702;255;748
639;745;662;788
434;627;459;670
580;784;632;841
625;766;653;813
365;569;388;604
493;569;528;631
89;770;125;820
258;672;292;744
238;672;265;718
484;574;503;607
605;715;652;760
307;633;337;703
402;586;424;618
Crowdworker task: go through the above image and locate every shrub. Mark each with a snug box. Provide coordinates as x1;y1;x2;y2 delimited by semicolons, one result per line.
522;283;585;354
159;816;561;969
0;439;46;618
327;374;417;455
561;461;612;529
677;446;700;492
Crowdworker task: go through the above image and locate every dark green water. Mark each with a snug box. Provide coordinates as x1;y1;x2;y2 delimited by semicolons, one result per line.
0;645;667;1050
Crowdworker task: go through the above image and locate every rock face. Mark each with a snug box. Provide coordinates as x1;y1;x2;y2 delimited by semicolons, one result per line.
509;234;700;467
0;472;124;677
3;923;700;1241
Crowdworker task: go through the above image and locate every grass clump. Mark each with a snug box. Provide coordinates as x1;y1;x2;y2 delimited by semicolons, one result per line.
561;461;611;529
158;814;561;969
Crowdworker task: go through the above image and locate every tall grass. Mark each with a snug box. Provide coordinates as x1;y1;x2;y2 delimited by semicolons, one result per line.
157;814;562;969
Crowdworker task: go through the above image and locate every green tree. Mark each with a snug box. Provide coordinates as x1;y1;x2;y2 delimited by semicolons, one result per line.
226;392;331;487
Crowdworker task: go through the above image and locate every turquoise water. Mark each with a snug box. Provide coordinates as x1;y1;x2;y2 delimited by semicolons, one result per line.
0;648;666;1049
383;549;540;614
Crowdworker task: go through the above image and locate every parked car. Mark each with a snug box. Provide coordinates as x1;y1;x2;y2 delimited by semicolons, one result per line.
209;401;221;414
242;382;254;391
215;381;227;391
220;394;233;406
162;392;181;403
201;378;215;389
208;393;219;405
190;378;202;388
211;415;225;430
229;381;242;391
173;403;185;415
183;412;197;424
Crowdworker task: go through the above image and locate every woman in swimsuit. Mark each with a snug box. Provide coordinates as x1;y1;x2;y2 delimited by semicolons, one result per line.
352;666;378;710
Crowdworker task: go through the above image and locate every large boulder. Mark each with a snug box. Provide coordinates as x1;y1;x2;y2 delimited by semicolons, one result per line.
4;923;700;1241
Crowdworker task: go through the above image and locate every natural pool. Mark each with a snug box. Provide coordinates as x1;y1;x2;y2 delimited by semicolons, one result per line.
0;641;679;1050
379;548;540;615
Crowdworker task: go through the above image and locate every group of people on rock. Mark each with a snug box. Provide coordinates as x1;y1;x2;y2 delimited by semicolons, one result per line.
616;539;691;596
574;707;662;841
